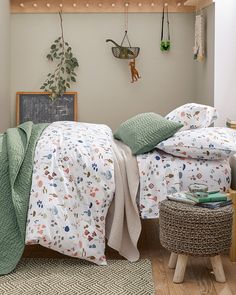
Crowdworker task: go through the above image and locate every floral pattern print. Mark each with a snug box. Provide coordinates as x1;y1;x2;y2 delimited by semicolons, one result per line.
25;122;115;265
165;103;218;131
157;127;236;161
25;122;233;261
137;150;231;219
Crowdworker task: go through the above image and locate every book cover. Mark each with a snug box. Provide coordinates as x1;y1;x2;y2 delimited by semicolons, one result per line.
226;122;236;129
197;200;232;209
226;118;236;125
186;192;227;203
167;192;195;205
226;118;236;128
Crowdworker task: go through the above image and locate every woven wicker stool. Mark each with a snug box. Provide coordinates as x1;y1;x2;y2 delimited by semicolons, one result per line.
159;200;233;284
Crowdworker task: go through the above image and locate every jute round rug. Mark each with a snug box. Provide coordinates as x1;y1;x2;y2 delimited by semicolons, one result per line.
0;259;155;295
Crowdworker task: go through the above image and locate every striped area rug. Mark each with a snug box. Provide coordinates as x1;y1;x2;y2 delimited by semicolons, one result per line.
0;259;155;295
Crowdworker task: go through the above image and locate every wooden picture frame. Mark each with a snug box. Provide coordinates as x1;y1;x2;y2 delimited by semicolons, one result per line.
16;92;78;125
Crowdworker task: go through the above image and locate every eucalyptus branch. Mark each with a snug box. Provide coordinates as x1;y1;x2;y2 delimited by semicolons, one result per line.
41;10;79;100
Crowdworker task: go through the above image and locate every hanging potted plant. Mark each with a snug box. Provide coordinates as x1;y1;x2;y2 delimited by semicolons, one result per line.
40;11;79;100
160;4;171;52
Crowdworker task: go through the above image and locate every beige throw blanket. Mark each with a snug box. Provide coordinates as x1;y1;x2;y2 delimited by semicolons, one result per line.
106;139;142;261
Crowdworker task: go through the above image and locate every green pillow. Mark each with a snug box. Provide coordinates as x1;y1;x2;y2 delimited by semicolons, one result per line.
114;112;183;155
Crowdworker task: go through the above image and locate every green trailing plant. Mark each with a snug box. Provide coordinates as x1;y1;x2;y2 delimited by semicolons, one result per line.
160;40;171;51
41;11;79;100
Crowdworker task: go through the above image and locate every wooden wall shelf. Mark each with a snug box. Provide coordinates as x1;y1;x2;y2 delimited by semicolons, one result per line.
10;0;213;13
11;0;193;13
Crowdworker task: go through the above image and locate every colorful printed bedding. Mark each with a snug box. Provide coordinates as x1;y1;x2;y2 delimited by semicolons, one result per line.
25;122;115;265
25;121;232;265
137;150;231;219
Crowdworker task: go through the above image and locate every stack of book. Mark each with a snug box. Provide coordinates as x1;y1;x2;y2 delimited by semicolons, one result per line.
167;191;232;209
226;118;236;129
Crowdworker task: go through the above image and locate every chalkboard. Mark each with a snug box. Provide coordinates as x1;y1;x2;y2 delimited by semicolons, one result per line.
16;92;78;125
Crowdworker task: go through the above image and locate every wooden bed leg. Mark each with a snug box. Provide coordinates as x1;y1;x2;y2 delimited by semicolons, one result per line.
168;252;178;269
229;189;236;262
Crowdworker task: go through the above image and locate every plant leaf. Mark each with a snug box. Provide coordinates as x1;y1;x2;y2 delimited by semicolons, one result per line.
43;33;79;100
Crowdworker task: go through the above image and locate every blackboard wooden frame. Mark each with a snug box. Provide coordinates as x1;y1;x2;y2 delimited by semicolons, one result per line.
16;92;78;125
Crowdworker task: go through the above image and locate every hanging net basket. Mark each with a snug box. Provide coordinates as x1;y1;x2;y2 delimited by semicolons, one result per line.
106;31;140;60
111;46;140;59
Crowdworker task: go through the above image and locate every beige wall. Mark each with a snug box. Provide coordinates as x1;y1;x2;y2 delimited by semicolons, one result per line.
0;0;11;132
195;4;215;106
11;13;196;130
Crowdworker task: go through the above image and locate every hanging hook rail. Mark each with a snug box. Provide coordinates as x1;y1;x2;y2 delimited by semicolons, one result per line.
11;0;207;13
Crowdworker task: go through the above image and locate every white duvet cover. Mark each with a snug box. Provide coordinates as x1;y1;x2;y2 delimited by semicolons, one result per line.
25;122;231;263
137;150;231;218
25;122;115;265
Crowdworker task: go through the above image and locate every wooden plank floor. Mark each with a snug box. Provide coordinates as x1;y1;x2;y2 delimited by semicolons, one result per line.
23;219;236;295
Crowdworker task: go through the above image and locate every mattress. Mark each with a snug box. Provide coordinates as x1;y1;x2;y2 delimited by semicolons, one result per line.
137;150;231;219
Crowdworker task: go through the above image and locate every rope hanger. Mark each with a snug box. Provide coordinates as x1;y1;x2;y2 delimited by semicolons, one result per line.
160;3;171;51
121;3;132;48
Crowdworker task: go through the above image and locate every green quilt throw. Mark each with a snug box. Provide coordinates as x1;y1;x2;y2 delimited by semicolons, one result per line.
0;122;48;275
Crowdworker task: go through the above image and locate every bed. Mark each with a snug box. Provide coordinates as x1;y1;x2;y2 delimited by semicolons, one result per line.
1;103;236;276
24;121;236;266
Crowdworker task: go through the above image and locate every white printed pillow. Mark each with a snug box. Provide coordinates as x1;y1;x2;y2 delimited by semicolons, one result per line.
157;127;236;160
165;103;218;131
